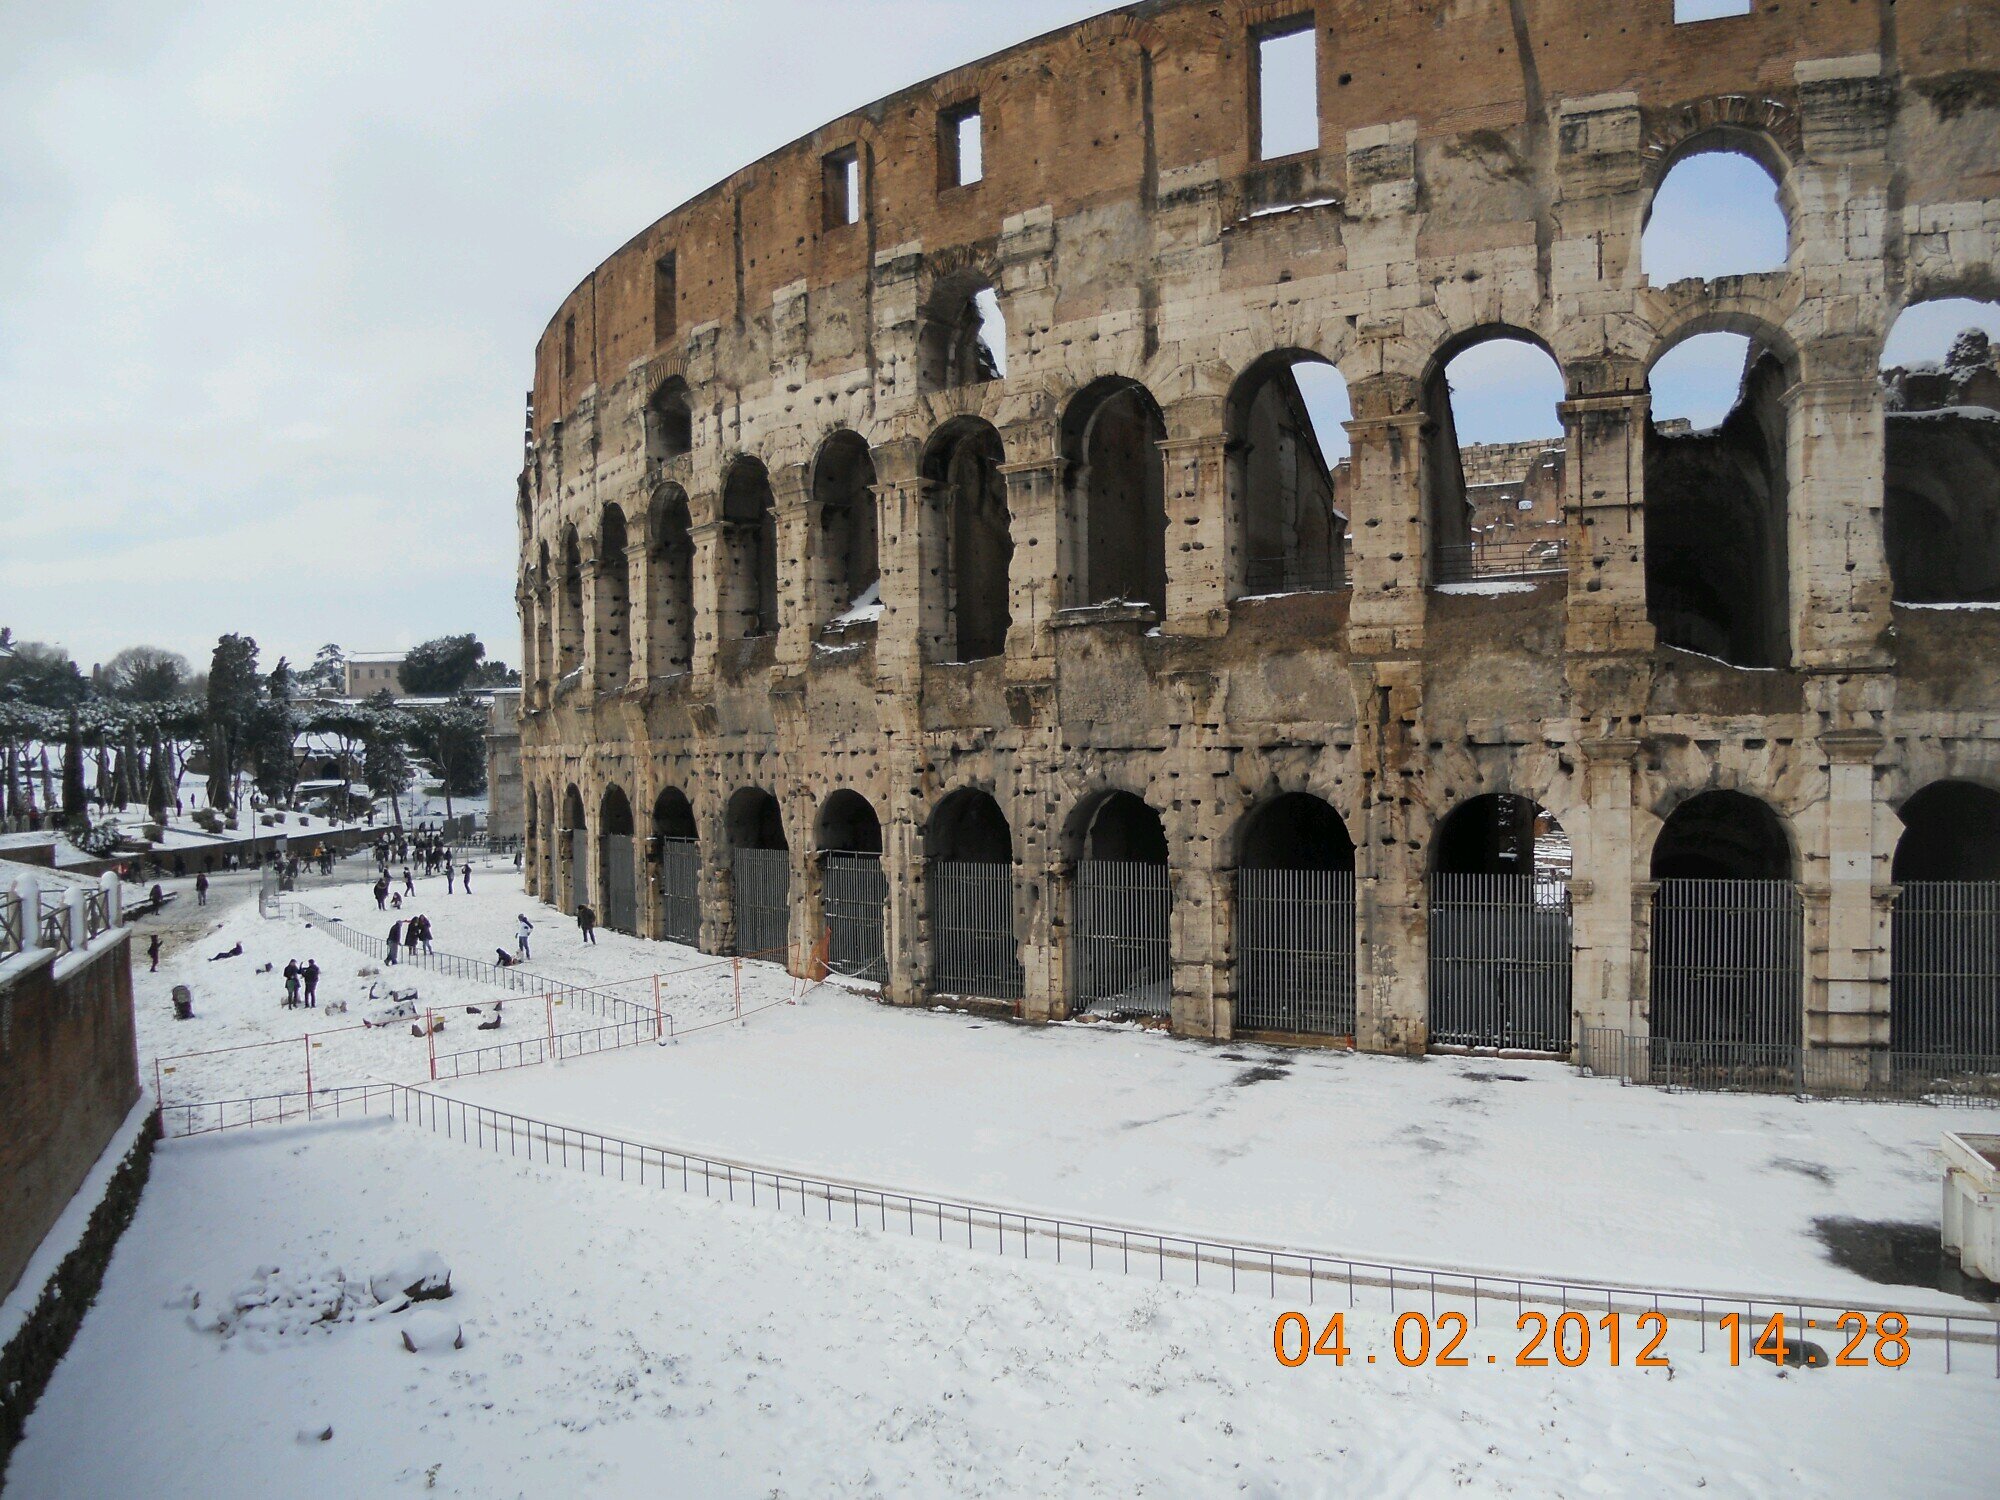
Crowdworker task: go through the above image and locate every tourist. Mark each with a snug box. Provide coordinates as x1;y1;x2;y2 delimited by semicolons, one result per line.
576;903;597;945
195;871;209;907
402;866;415;897
460;862;472;893
208;942;243;962
303;959;320;1007
445;862;455;894
385;919;403;963
373;874;390;910
516;914;533;961
406;918;423;961
147;933;162;972
283;960;301;1009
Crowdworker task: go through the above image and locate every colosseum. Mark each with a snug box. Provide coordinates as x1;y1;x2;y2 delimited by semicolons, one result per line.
514;0;2000;1091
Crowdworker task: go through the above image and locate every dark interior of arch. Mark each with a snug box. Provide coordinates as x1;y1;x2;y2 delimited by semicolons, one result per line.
1883;327;2000;603
927;790;1013;864
917;280;1000;391
597;508;631;675
560;534;584;669
926;420;1012;659
1067;382;1168;613
1645;349;1792;667
1651;790;1791;881
818;791;883;855
814;433;879;620
1893;781;2000;881
1081;792;1169;864
646;379;693;461
563;786;586;831
726;789;787;850
1431;794;1558;876
599;788;635;837
654;787;698;842
1232;355;1344;594
649;490;695;672
723;462;779;638
1240;793;1355;870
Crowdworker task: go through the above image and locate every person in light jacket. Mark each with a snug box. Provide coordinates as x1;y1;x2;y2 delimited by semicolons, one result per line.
516;914;533;961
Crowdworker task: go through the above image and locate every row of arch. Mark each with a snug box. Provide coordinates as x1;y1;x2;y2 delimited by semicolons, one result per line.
524;774;2000;1059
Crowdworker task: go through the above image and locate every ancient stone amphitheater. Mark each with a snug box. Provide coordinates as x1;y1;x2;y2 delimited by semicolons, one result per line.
515;0;2000;1092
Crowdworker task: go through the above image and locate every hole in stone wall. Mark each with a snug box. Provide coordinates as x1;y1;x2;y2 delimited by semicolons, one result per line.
654;787;698;842
816;790;884;855
722;458;779;640
1063;378;1169;613
1255;21;1319;162
928;789;1014;864
923;417;1013;660
1880;298;2000;605
1893;781;2000;882
1240;793;1354;870
1425;335;1567;587
1642;147;1786;283
1230;352;1350;596
918;279;1006;392
647;486;695;674
813;431;879;632
1431;794;1570;879
596;505;632;686
646;378;693;462
726;788;787;851
1077;791;1169;865
559;529;584;675
1651;790;1791;881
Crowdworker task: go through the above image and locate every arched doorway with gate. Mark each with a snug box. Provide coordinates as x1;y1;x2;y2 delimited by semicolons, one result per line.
726;788;789;960
653;787;701;947
926;789;1021;1000
1065;790;1171;1019
561;784;588;913
816;791;887;982
598;786;638;934
1234;794;1356;1041
1891;781;2000;1067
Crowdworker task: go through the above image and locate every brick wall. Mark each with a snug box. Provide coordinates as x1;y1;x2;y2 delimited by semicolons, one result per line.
0;937;140;1304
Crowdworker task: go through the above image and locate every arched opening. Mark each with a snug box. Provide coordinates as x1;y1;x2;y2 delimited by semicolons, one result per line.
533;542;555;697
1424;334;1569;586
812;432;880;634
1892;781;2000;1062
815;791;887;981
595;506;633;689
926;789;1021;1000
1235;793;1357;1040
1881;300;2000;604
647;486;695;675
1228;353;1351;596
645;377;693;462
1067;790;1171;1018
722;458;779;640
1063;379;1168;614
917;278;1007;392
653;786;700;947
562;783;588;911
1648;790;1802;1062
923;418;1013;660
1645;332;1794;667
1427;793;1573;1052
1641;140;1789;285
726;787;789;959
557;529;584;681
598;785;637;933
539;785;557;903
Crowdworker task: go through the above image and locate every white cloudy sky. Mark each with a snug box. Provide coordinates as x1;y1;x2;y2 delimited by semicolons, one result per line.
2;2;1994;676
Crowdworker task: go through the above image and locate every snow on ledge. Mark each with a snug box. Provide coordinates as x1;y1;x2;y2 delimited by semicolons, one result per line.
1900;600;2000;611
1434;580;1536;597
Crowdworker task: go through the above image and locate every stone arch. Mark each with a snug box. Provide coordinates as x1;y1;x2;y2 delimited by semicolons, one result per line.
645;376;693;462
922;416;1013;659
925;787;1021;1002
1233;791;1358;1042
926;787;1014;864
646;483;695;674
1061;376;1169;613
561;781;588;910
721;456;779;639
917;260;1007;394
1649;789;1794;883
1226;350;1351;597
595;503;633;688
652;784;701;946
1892;780;2000;883
1640;127;1792;284
725;786;788;851
1890;781;2000;1059
597;783;637;933
1064;786;1171;1019
814;789;884;855
1880;298;2000;604
557;526;584;679
810;430;880;631
1063;786;1169;865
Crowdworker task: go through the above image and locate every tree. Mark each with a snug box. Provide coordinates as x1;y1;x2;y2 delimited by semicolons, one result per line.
467;658;523;689
299;643;346;697
251;658;300;805
0;637;91;709
60;712;86;826
401;635;486;696
205;635;261;814
404;699;487;821
101;645;191;702
362;712;413;829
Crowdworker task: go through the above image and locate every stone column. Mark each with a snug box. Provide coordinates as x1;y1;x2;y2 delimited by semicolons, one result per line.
1342;376;1429;659
533;586;555;707
689;509;726;682
518;586;540;705
772;462;815;674
1561;386;1655;658
577;537;603;693
1786;373;1892;671
998;443;1064;661
1813;730;1889;1054
1569;737;1643;1039
870;438;933;680
1351;659;1427;1055
626;535;652;690
1159;396;1229;637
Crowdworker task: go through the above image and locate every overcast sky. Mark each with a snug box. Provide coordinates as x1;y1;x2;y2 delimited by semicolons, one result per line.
3;2;1994;677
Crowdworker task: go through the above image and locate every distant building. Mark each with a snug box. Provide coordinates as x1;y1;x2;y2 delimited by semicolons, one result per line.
485;688;522;844
343;652;406;698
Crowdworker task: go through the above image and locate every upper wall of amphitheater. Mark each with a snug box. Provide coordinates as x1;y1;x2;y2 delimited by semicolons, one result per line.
519;0;2000;536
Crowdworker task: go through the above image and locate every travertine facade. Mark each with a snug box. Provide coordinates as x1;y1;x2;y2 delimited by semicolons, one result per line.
514;0;2000;1064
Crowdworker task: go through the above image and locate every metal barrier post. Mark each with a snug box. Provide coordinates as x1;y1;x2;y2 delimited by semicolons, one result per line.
545;993;556;1063
304;1033;313;1102
427;1012;437;1081
733;956;742;1024
653;974;662;1040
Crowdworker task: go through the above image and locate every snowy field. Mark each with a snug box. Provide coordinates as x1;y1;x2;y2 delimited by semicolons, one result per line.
7;1118;1993;1500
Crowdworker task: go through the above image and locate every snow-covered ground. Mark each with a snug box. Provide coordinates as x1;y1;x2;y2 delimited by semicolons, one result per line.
8;1118;1993;1500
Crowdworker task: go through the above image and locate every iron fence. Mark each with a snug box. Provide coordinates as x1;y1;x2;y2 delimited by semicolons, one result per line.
0;891;19;958
1580;1026;2000;1106
1650;879;1803;1049
929;861;1023;1000
1072;860;1171;1017
1236;867;1356;1038
733;847;790;959
659;839;701;946
602;833;638;934
36;891;71;957
569;829;590;909
1243;553;1346;597
1433;537;1568;583
822;852;887;982
154;1082;2000;1378
1428;873;1572;1052
1893;882;2000;1058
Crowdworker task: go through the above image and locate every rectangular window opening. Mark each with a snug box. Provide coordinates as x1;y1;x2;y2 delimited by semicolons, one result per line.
1674;0;1752;21
823;148;862;228
941;101;983;189
653;253;677;342
1255;21;1319;162
562;315;577;379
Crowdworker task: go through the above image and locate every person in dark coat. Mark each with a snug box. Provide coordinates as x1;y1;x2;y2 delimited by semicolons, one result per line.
147;934;162;972
445;862;455;893
405;918;422;959
283;960;301;1008
374;875;389;910
385;919;403;963
576;903;597;945
195;870;209;907
302;959;320;1007
460;862;472;893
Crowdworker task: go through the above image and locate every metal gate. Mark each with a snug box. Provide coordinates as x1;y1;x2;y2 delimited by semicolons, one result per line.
1649;878;1803;1051
929;861;1023;1000
732;847;790;959
601;835;636;934
1071;860;1171;1017
1428;873;1572;1052
659;838;701;947
1236;868;1356;1037
1893;882;2000;1060
823;853;888;981
569;829;590;910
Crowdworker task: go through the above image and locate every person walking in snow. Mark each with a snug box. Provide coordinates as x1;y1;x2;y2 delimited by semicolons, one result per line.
445;862;455;894
460;862;472;893
373;875;389;910
516;914;533;961
283;960;301;1009
405;918;422;961
576;903;597;945
402;866;415;898
147;933;162;972
385;919;403;964
195;870;209;907
414;913;434;956
303;959;320;1007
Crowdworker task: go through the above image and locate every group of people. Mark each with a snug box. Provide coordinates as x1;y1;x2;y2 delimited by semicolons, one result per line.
371;861;472;911
281;957;322;1008
382;913;435;963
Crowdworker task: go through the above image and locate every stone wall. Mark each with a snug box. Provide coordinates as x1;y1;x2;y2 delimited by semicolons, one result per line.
512;0;2000;1061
